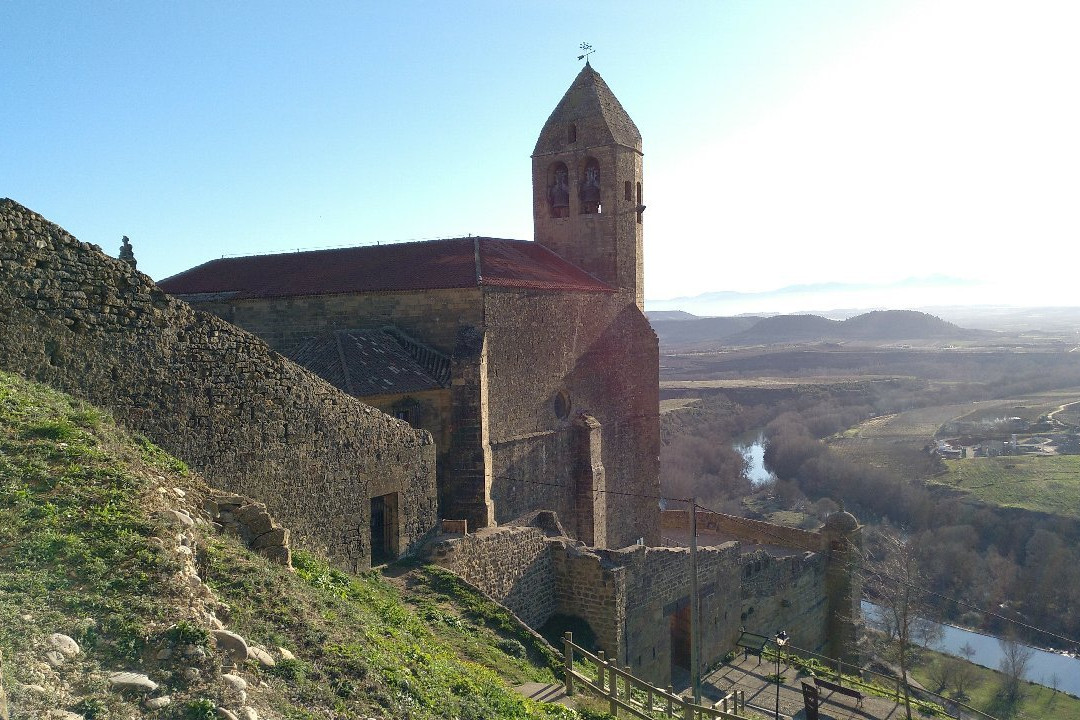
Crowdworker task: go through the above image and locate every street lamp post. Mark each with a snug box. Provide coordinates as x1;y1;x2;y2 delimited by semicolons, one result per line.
774;630;788;720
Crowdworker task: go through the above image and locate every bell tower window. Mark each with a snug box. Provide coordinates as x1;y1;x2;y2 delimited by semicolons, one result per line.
637;182;643;224
547;162;570;218
579;158;601;215
568;123;577;143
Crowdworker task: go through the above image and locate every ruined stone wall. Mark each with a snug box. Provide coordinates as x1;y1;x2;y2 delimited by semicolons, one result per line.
661;510;823;552
544;538;830;688
551;543;626;661
484;290;660;549
0;199;437;570
737;550;828;654
593;543;742;687
427;526;556;628
196;288;482;356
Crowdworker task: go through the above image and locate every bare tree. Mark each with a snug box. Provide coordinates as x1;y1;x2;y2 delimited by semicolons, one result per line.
868;530;941;720
998;635;1033;704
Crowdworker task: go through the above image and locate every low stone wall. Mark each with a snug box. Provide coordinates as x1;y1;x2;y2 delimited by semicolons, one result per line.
737;549;828;653
427;526;556;628
0;199;437;570
551;543;625;658
662;509;822;552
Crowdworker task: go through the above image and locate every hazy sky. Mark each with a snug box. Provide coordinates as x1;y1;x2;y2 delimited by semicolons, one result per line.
4;1;1078;308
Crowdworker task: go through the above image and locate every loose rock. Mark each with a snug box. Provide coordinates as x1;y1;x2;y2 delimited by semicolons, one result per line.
248;646;275;667
49;634;81;658
108;671;158;692
145;695;172;709
277;647;296;661
222;674;248;693
213;630;249;662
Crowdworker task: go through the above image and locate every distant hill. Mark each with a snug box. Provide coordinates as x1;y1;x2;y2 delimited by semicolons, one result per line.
652;309;980;348
725;314;839;344
839;310;972;340
648;313;761;347
647;310;700;322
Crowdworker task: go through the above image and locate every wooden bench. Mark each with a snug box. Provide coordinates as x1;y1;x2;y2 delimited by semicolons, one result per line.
814;676;864;707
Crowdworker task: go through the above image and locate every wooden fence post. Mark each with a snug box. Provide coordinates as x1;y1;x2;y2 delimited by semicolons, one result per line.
598;650;606;691
563;632;574;696
667;685;674;717
682;693;695;720
608;661;618;716
0;648;9;720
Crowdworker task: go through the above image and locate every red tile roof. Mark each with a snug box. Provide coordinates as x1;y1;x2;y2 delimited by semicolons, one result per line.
157;237;614;298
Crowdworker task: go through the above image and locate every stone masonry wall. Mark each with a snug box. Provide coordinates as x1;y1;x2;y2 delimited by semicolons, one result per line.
198;288;483;357
551;543;626;660
485;290;660;549
0;199;437;570
661;510;823;552
598;543;742;687
427;526;555;629
736;550;828;654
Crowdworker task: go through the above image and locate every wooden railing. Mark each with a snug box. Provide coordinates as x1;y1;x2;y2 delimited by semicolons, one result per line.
563;632;746;720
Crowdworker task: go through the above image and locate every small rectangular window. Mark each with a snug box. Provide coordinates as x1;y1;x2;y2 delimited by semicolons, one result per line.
624;181;632;201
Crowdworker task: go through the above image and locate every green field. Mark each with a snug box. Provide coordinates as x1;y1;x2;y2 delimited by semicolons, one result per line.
932;455;1080;519
911;647;1080;720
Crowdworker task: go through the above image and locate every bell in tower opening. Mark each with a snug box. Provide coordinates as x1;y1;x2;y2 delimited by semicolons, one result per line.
579;159;600;214
548;163;570;218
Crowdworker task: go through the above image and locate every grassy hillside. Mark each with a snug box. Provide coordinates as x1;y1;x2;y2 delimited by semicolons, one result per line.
0;370;580;720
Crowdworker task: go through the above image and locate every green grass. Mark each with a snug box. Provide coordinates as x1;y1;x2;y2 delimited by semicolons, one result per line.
911;646;1080;720
0;370;583;719
933;455;1080;518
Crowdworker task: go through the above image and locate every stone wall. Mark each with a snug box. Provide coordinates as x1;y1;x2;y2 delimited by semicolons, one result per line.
485;290;660;548
195;287;482;357
0;199;438;570
427;525;556;629
551;543;626;659
661;510;823;552
736;550;828;654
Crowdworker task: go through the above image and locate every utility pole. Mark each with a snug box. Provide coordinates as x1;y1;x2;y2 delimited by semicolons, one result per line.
689;496;700;703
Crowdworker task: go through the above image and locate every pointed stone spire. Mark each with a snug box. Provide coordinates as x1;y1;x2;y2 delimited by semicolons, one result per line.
533;64;641;156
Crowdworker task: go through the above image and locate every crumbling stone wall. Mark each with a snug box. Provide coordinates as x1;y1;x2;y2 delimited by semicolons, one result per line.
661;510;821;552
736;550;828;653
0;199;437;570
427;525;555;628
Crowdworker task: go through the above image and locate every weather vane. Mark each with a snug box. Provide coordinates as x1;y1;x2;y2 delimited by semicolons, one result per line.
577;42;595;63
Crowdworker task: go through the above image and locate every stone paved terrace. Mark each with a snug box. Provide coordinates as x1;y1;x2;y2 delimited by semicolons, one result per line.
679;654;950;719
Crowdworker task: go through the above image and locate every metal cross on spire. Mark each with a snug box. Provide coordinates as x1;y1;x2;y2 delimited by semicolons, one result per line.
577;43;595;63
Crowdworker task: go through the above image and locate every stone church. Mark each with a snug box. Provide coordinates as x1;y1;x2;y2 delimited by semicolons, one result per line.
160;64;661;557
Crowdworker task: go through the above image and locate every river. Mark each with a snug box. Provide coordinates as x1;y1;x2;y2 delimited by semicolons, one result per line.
862;601;1080;696
735;433;776;486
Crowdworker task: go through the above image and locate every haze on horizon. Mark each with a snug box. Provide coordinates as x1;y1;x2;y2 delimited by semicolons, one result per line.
3;1;1077;309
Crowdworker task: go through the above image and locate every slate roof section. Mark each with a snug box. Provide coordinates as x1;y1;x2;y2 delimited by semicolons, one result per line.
157;237;614;299
533;63;642;154
288;328;450;397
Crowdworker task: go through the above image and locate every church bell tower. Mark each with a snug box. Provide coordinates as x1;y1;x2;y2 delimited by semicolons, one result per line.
532;64;644;310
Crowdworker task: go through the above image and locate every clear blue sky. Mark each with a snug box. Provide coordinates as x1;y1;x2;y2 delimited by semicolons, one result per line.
4;1;1077;308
